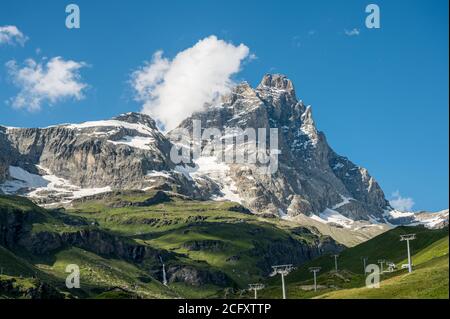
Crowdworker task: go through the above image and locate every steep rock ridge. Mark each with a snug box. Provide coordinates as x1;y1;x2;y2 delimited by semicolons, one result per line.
0;126;16;186
0;157;8;188
5;113;170;188
0;113;207;203
169;74;389;220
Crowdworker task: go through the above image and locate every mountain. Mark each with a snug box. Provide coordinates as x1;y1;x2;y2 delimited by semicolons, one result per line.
384;209;449;229
0;74;448;299
0;74;447;231
0;113;210;205
169;74;388;221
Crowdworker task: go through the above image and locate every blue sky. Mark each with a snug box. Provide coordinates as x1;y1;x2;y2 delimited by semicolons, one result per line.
0;0;448;211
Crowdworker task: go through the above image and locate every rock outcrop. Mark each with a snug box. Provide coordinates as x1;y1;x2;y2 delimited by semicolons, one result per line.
169;74;389;219
0;113;210;203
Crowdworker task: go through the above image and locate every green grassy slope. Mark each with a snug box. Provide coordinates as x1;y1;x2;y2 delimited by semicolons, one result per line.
0;195;45;212
36;246;177;299
4;192;445;299
317;236;449;299
284;226;448;283
0;245;39;277
0;245;70;299
1;192;339;298
65;191;334;288
398;236;448;266
0;244;179;299
259;227;448;299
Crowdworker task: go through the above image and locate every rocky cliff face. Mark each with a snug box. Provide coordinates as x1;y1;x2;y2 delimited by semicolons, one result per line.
0;127;13;186
3;113;171;188
0;113;210;203
169;74;389;220
250;235;343;274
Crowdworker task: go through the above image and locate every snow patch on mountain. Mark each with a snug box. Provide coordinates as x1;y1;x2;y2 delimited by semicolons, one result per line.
108;136;155;150
311;208;355;229
8;166;48;188
175;156;242;204
410;210;449;229
63;119;156;136
147;170;173;179
278;209;290;220
299;106;318;146
384;209;414;219
332;194;354;210
0;165;111;204
379;208;448;229
307;205;448;231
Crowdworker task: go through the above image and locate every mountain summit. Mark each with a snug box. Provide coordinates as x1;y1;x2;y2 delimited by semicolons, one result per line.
258;74;296;95
0;74;447;230
170;74;388;221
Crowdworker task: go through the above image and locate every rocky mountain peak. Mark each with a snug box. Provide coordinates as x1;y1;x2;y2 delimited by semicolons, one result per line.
113;112;158;130
232;81;254;95
299;106;319;144
257;74;295;93
167;75;394;221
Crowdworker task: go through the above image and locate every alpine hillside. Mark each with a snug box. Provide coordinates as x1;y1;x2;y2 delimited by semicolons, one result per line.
0;74;447;231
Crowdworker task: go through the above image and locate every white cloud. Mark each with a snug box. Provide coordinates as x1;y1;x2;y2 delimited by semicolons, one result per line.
344;28;360;36
389;190;415;211
0;25;28;46
6;57;88;111
131;35;251;131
